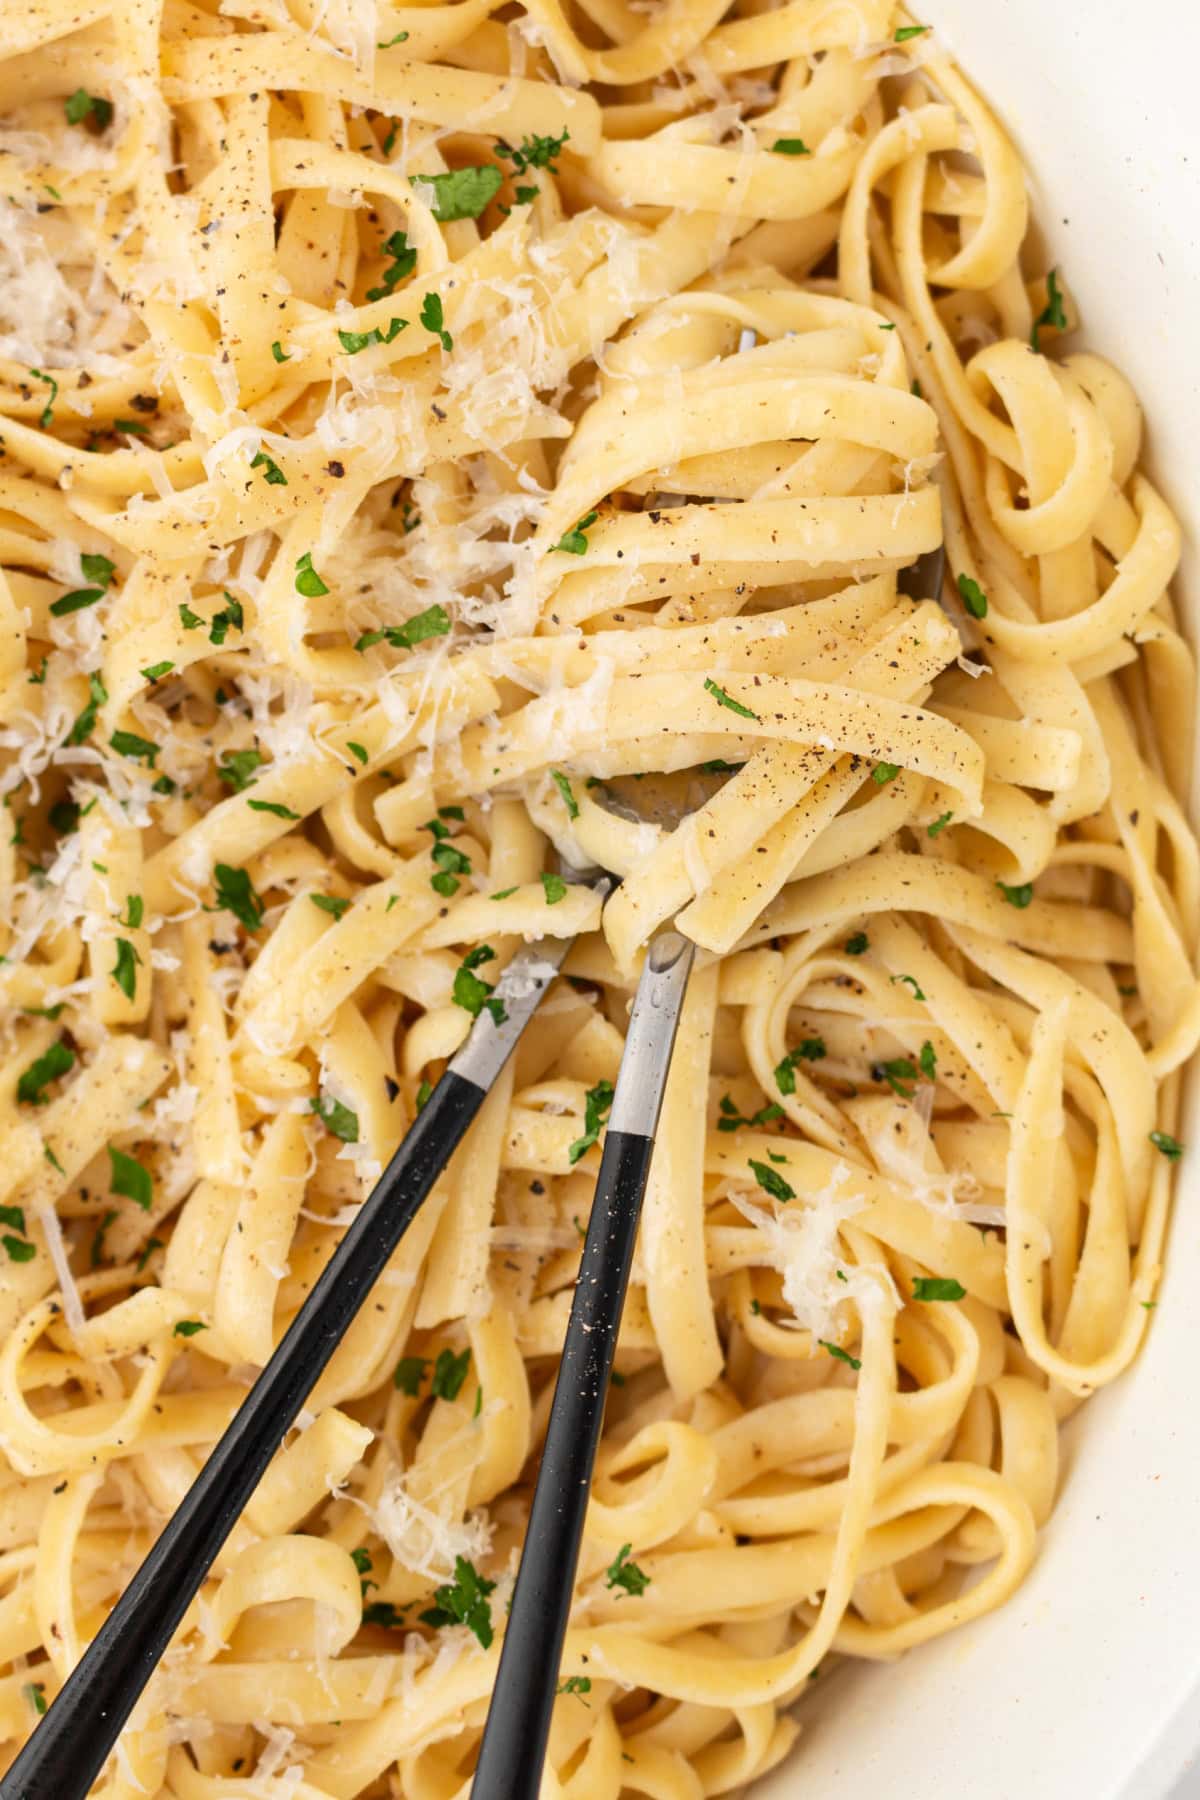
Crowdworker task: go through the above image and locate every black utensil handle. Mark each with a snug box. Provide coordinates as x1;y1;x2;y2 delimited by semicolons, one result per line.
472;1126;654;1800
472;928;694;1800
1;1070;483;1800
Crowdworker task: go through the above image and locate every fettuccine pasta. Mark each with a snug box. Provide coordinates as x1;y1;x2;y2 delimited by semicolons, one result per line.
0;0;1194;1792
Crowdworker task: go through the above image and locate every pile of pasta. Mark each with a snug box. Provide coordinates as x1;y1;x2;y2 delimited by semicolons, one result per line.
0;0;1195;1792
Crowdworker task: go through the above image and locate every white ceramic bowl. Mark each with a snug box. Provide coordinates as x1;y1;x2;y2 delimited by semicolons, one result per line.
759;5;1200;1795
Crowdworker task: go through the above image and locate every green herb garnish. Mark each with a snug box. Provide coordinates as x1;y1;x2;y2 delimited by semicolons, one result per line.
311;1095;359;1142
420;290;452;351
997;881;1033;909
1031;267;1067;352
552;512;598;555
411;165;503;223
393;1356;429;1395
452;945;506;1025
957;573;988;619
604;1543;649;1597
912;1276;965;1301
212;863;264;932
748;1157;795;1201
17;1041;74;1105
568;1078;615;1165
431;1346;470;1400
109;1145;152;1210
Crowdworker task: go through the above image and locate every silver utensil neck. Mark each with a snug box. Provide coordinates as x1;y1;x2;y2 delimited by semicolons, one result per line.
608;929;695;1137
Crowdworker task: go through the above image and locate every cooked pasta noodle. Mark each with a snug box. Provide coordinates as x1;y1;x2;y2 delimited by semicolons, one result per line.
0;0;1194;1792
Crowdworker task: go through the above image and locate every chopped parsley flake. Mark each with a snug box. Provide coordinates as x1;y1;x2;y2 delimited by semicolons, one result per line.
551;770;579;818
604;1543;649;1597
541;870;567;904
337;319;407;354
927;811;953;837
844;932;869;955
997;880;1033;908
110;729;158;767
141;661;175;683
431;838;471;897
704;677;758;720
209;594;244;645
66;671;106;746
212;863;264;933
366;229;417;300
771;138;811;154
912;1276;965;1302
251;451;287;486
1031;268;1067;352
872;762;900;785
217;748;262;793
420;290;452;351
111;938;141;1000
496;129;569;174
894;23;929;40
874;1056;917;1099
394;1355;429;1395
362;1601;405;1629
889;973;926;1000
568;1078;615;1165
28;368;57;428
552;511;597;555
92;1209;115;1269
136;1236;164;1271
748;1158;795;1202
957;573;988;618
431;1346;471;1400
354;603;450;653
50;586;105;617
1150;1130;1183;1160
717;1096;784;1133
819;1339;861;1370
109;1145;152;1210
310;893;351;919
173;1319;207;1338
452;945;506;1025
411;165;503;223
65;88;112;129
419;1554;496;1647
295;551;329;597
17;1041;74;1105
247;798;300;820
774;1039;826;1094
311;1096;359;1142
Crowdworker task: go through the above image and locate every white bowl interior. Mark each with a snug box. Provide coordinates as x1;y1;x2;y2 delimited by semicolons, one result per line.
758;6;1200;1795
